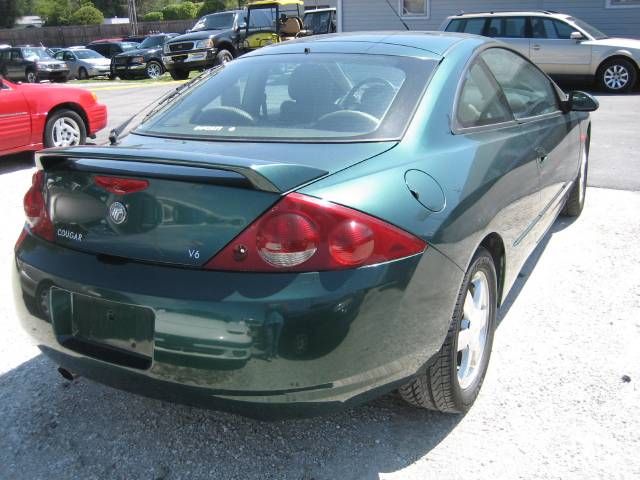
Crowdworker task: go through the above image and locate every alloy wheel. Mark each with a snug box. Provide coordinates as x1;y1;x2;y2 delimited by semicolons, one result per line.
457;270;490;389
26;71;36;83
51;116;81;147
147;62;162;79
603;64;630;90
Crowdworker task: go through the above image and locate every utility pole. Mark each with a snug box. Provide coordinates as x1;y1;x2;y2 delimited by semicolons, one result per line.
127;0;138;36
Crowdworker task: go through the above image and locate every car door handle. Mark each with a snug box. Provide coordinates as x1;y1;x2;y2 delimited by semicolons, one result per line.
532;44;541;51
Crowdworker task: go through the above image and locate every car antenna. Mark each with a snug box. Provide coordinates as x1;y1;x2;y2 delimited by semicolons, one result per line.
384;0;410;31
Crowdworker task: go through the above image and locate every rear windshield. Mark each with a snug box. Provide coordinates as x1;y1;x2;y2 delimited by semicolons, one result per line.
136;53;436;142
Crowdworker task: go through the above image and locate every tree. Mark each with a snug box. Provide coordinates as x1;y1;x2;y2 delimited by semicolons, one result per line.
161;2;197;20
69;4;104;24
36;0;73;26
197;0;224;17
0;0;21;28
143;11;163;21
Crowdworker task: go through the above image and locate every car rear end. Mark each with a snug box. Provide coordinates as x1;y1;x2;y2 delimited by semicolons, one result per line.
11;49;460;417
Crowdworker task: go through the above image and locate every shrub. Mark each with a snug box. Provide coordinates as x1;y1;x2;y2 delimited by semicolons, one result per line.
143;11;164;22
197;0;225;17
69;5;104;25
162;2;198;20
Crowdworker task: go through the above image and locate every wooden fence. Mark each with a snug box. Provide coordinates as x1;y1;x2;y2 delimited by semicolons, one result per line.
0;20;196;47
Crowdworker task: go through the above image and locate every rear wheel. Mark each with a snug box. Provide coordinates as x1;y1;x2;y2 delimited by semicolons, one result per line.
145;60;163;79
44;109;86;148
598;58;637;93
562;133;589;217
400;247;497;413
25;69;37;83
169;69;189;80
77;67;88;80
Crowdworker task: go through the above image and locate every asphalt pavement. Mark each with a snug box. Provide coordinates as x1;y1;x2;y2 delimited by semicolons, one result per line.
0;82;638;479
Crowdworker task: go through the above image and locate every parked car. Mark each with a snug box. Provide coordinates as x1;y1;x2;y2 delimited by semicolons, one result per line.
111;33;179;80
45;47;63;56
53;48;111;79
163;9;247;80
441;10;640;93
0;77;107;156
12;32;597;418
163;1;336;80
0;46;69;83
302;7;337;35
86;40;140;59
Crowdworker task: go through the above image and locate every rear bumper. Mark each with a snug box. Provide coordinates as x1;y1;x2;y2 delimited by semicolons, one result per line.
12;233;461;418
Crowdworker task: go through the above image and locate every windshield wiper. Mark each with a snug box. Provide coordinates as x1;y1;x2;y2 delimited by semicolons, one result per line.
109;66;223;145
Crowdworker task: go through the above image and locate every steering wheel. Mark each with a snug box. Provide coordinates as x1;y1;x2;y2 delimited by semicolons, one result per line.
314;110;380;133
342;78;396;109
192;106;256;126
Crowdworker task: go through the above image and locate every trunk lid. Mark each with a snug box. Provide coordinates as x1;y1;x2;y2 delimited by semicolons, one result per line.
38;140;396;266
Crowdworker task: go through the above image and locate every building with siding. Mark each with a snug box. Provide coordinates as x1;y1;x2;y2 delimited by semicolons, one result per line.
332;0;640;38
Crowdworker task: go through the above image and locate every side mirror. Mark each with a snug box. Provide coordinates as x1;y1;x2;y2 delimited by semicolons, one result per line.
570;31;584;41
566;91;599;112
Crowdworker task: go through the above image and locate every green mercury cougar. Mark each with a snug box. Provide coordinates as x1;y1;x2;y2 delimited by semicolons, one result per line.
12;32;598;418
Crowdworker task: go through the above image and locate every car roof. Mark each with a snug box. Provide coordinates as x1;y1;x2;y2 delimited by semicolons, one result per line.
244;31;492;59
448;10;571;20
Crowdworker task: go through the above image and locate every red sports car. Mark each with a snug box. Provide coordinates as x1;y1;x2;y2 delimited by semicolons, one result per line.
0;78;107;156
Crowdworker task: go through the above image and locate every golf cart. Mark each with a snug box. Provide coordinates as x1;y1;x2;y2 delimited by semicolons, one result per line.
243;1;336;51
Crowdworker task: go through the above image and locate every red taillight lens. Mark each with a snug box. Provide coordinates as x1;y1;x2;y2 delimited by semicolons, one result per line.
94;176;149;195
329;221;375;266
257;213;319;267
23;171;54;241
205;193;426;272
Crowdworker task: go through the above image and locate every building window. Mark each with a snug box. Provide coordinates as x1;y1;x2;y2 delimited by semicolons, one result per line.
400;0;429;17
605;0;640;7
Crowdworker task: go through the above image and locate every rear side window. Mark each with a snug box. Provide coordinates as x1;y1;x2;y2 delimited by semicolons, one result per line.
481;48;559;119
456;60;512;129
462;18;487;35
487;17;527;38
445;19;464;32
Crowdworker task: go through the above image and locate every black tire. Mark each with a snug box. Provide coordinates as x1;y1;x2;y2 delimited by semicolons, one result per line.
145;60;164;79
400;247;498;413
597;58;637;93
169;69;189;80
77;67;88;80
215;49;234;66
562;132;590;217
108;73;117;80
25;69;37;83
44;109;87;148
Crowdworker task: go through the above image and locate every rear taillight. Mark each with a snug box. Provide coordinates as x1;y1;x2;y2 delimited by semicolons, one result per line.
22;171;54;242
205;193;426;272
94;176;149;195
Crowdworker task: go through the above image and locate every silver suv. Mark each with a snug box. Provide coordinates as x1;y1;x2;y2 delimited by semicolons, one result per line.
441;11;640;93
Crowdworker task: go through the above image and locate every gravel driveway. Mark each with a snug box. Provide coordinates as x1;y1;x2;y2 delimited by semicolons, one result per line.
0;87;639;480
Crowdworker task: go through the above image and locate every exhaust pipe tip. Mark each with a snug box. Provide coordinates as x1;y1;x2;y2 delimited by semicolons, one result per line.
57;367;78;381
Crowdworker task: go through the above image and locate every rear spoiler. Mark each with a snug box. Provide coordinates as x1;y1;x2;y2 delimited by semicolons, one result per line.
36;146;329;193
